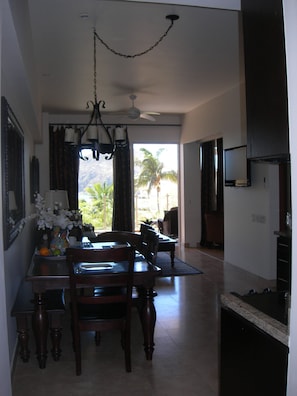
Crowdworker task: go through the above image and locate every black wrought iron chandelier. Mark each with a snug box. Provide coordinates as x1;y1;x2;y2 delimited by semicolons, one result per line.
64;14;179;161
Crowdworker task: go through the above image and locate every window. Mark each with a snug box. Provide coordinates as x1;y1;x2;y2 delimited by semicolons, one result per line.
78;149;113;232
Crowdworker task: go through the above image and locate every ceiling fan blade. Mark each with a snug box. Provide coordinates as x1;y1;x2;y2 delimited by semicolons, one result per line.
140;113;156;122
146;111;160;116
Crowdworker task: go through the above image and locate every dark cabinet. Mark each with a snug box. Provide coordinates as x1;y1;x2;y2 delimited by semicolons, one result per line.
242;0;289;161
277;235;291;292
220;307;288;396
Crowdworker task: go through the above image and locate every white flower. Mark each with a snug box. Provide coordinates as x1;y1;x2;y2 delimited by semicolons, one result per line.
18;193;82;233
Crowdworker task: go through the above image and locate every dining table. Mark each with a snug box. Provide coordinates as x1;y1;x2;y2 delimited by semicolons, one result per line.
26;241;161;369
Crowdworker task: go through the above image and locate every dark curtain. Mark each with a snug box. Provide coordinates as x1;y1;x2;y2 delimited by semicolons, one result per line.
200;138;223;246
49;126;79;209
112;140;132;231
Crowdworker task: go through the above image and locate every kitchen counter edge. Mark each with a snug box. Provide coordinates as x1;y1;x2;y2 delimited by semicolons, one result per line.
220;293;289;346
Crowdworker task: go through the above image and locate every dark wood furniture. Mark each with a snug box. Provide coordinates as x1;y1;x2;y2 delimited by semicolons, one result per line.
26;242;161;369
220;306;288;396
90;229;159;266
141;228;159;266
204;211;224;247
276;234;291;292
67;245;135;375
140;223;176;267
11;281;65;363
157;235;176;267
242;0;289;161
94;227;176;267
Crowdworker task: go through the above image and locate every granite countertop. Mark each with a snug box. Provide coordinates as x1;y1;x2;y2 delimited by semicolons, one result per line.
220;293;289;346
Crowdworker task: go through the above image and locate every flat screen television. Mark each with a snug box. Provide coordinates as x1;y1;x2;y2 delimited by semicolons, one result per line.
224;145;251;187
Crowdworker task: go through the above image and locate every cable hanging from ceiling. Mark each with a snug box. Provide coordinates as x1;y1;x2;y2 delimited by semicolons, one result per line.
94;14;179;58
64;14;179;161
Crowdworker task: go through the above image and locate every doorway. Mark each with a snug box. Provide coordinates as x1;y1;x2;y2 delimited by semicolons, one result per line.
133;144;178;231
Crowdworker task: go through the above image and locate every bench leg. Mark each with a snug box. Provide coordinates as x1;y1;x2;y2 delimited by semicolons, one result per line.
16;315;30;362
49;312;64;361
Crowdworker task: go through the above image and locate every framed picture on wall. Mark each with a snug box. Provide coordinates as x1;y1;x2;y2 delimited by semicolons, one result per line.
30;156;39;203
1;97;25;250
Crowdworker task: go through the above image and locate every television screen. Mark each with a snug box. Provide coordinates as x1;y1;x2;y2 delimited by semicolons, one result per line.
224;145;250;187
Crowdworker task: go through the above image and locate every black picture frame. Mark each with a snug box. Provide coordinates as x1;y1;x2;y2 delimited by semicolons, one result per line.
30;155;39;203
1;97;25;250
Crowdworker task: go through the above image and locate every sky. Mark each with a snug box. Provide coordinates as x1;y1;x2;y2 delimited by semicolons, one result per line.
133;144;178;172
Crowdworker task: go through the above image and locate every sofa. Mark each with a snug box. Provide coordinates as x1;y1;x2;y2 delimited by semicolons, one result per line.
158;207;178;238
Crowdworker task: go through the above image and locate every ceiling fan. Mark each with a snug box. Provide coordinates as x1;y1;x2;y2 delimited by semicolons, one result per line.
127;94;160;122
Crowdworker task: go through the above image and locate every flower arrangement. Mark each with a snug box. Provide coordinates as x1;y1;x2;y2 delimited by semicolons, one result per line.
19;193;82;233
34;193;81;230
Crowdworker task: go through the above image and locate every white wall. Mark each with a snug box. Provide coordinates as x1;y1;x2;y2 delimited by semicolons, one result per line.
224;162;279;279
1;2;40;391
283;1;297;394
182;86;280;279
182;84;246;147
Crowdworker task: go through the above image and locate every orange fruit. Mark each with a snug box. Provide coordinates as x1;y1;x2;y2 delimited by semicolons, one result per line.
39;247;50;256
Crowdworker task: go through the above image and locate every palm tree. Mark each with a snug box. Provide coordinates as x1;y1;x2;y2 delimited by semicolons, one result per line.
85;182;113;229
135;148;177;214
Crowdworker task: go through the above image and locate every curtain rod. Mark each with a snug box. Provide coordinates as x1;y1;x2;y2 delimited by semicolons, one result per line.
49;123;181;127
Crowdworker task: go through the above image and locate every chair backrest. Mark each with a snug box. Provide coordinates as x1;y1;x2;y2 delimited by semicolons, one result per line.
89;231;143;252
89;229;159;266
67;245;135;312
140;228;159;266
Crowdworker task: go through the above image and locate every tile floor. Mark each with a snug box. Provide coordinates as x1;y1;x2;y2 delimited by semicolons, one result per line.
12;246;275;396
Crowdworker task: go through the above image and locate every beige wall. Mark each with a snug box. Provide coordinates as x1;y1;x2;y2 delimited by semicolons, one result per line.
181;84;246;147
180;84;279;279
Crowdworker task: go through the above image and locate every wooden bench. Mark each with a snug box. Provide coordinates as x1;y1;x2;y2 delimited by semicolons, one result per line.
11;281;65;363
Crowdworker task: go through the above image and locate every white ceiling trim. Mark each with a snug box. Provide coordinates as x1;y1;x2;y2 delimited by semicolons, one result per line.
122;0;241;11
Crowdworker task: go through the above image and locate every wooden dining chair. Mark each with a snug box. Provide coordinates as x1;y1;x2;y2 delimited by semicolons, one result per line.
89;230;159;305
140;228;159;266
91;230;159;266
67;245;135;375
89;231;143;253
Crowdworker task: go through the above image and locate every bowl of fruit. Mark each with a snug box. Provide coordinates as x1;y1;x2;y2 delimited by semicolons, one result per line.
37;246;65;259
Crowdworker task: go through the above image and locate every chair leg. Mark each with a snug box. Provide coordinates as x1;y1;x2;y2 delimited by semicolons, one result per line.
73;329;81;375
75;340;81;375
95;331;101;346
124;329;131;372
50;328;62;361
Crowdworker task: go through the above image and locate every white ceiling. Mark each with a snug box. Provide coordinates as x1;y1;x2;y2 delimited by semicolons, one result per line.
27;0;242;119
